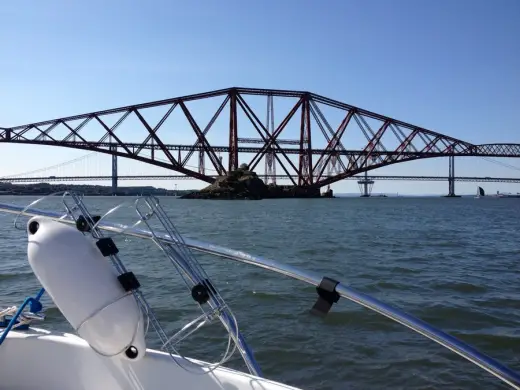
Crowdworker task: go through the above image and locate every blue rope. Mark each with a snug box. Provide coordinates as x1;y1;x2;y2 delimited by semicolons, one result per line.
0;288;45;346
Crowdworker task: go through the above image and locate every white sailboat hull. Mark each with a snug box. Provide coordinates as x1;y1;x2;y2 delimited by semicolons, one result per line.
0;328;301;390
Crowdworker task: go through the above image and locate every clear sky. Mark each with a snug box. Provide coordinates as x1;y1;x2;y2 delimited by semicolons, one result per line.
1;0;519;195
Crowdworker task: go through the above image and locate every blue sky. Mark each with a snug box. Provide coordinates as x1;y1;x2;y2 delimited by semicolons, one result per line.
1;0;519;195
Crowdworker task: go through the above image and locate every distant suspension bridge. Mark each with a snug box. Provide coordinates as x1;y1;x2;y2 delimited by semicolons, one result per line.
2;174;520;184
1;151;519;196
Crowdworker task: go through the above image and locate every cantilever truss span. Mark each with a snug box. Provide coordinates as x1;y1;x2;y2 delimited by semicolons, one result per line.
1;87;519;188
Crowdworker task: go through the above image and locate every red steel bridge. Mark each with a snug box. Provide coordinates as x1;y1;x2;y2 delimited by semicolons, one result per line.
1;87;519;190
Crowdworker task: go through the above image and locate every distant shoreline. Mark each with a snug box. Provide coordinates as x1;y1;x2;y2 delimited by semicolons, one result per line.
0;182;484;198
0;182;192;197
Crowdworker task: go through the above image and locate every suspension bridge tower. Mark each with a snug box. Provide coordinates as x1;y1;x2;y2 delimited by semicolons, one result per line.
110;141;118;196
357;171;375;197
445;154;460;197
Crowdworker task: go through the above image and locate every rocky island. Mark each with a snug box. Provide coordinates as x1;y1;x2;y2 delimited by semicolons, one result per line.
0;166;335;199
181;164;331;200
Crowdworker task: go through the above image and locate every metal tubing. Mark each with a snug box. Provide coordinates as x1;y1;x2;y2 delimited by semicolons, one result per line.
1;202;519;389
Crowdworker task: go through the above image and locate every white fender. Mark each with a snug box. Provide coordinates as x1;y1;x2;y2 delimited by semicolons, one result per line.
26;216;146;361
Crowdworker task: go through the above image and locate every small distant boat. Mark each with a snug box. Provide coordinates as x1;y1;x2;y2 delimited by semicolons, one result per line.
475;186;485;198
496;190;520;198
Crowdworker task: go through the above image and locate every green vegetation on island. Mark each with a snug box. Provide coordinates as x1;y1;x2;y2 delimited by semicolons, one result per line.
181;164;331;199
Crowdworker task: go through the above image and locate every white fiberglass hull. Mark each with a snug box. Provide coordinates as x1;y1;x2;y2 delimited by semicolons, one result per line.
0;328;301;390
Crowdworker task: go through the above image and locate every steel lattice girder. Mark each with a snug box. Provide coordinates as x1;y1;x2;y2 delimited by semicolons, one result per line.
1;87;519;188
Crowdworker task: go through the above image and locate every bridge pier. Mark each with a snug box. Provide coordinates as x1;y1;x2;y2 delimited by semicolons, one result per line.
357;171;374;197
445;155;460;197
111;152;118;196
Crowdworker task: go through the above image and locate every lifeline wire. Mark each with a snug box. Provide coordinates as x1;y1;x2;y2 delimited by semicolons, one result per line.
18;192;251;376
